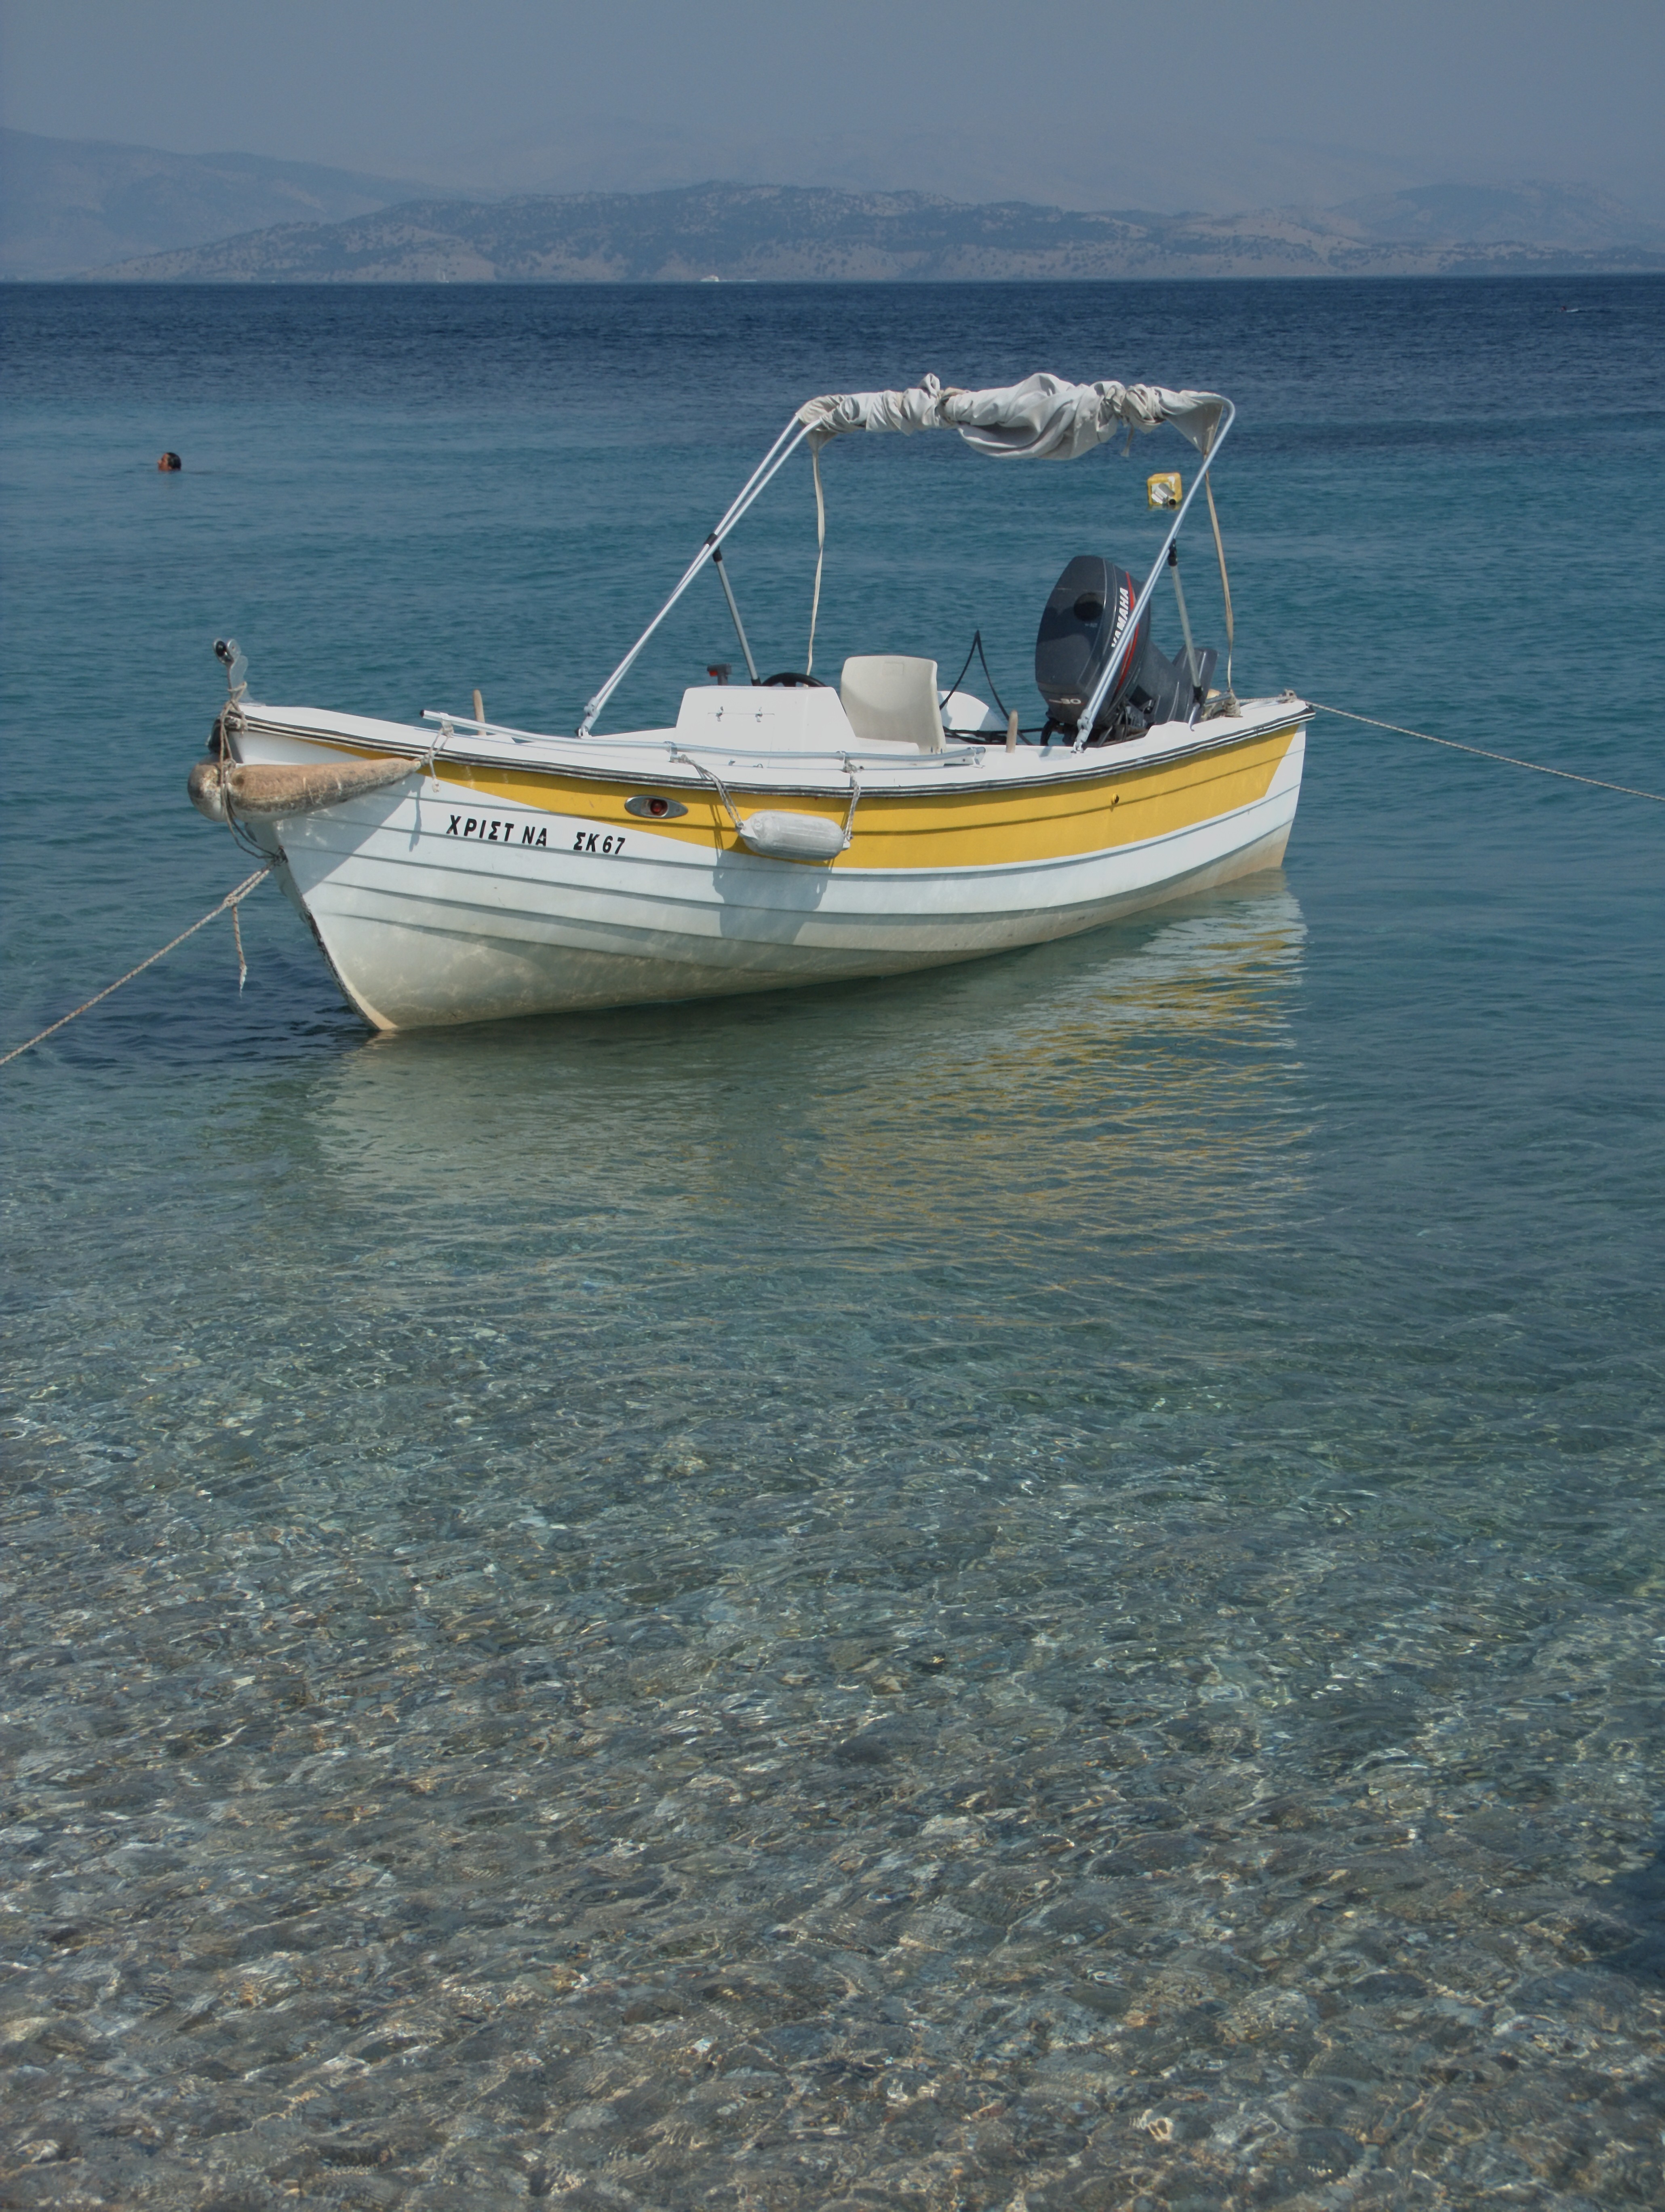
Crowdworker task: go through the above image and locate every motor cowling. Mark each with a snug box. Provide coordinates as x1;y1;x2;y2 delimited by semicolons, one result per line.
1035;554;1215;740
1035;555;1148;738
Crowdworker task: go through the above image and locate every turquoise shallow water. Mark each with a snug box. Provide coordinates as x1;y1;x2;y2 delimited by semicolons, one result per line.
1;280;1662;2208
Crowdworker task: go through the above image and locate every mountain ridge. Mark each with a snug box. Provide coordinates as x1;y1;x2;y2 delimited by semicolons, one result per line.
0;127;454;279
85;179;1665;284
4;131;1662;284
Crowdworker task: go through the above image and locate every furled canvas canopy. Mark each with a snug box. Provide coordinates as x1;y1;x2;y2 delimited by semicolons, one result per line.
797;372;1227;459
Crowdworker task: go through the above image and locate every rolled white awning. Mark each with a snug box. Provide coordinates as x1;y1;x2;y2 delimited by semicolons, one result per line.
796;371;1227;458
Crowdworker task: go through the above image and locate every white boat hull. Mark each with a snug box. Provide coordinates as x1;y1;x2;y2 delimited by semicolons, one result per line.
249;716;1306;1030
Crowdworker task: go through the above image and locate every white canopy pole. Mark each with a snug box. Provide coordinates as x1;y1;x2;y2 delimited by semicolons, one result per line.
577;414;809;736
1076;399;1237;741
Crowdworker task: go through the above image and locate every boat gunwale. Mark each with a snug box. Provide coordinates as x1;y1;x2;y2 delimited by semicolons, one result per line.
230;702;1311;804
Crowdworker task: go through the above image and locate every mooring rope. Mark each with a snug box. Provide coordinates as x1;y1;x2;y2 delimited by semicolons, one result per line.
1305;700;1665;804
0;865;272;1069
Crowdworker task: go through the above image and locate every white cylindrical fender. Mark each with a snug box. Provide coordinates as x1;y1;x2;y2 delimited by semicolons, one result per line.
736;811;849;862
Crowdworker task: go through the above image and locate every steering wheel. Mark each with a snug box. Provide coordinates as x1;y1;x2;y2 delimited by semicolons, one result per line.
760;671;826;688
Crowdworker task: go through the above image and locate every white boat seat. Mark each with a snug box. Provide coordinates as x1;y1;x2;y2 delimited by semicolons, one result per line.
839;655;944;752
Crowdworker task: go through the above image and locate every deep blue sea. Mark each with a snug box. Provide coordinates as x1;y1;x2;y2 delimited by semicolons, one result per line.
2;279;1662;2210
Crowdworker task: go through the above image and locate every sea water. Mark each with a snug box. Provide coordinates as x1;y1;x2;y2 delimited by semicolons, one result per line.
1;280;1661;2209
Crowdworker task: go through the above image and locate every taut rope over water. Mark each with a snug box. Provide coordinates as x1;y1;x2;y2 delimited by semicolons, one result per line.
1306;701;1665;804
0;866;273;1068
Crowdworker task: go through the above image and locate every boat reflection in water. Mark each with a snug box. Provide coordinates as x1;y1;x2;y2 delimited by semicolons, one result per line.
306;880;1308;1276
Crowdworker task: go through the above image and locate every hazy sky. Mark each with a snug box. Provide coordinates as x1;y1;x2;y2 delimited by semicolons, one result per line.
3;0;1661;213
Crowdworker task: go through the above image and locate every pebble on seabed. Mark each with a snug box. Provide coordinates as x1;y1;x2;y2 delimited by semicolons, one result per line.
1;1391;1661;2210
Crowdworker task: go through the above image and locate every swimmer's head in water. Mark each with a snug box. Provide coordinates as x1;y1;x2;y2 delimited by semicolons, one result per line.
158;451;183;471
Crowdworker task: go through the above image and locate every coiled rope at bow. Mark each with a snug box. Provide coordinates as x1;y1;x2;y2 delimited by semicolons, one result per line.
0;865;272;1069
1306;701;1665;804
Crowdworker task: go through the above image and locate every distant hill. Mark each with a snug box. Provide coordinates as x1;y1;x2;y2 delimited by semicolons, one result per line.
87;179;1665;284
5;131;1661;285
0;128;449;279
1329;181;1665;252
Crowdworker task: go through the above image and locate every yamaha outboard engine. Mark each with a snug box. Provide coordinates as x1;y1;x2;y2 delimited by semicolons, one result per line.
1035;554;1216;742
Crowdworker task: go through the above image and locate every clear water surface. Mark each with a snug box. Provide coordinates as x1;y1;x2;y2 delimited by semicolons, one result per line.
1;279;1662;2209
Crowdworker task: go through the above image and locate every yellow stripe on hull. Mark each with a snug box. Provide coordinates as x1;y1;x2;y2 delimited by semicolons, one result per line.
427;725;1300;871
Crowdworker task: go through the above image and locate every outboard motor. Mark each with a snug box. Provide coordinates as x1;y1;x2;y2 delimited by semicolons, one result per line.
1035;554;1216;742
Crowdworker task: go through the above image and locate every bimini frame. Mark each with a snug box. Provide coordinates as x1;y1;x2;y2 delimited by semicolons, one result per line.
575;388;1237;744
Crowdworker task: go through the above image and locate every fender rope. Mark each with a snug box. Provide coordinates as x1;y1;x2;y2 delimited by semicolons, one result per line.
1306;701;1664;804
0;865;273;1068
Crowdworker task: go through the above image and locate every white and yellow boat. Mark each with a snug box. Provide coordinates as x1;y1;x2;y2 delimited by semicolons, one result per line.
190;371;1307;1032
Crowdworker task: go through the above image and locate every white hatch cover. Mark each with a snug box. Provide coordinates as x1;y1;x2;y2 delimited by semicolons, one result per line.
674;685;856;750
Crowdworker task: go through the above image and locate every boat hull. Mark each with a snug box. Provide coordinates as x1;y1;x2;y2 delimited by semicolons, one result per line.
255;723;1305;1030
